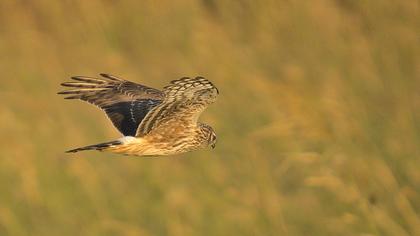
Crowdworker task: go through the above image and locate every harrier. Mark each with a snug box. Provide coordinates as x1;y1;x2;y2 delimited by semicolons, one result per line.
58;74;218;156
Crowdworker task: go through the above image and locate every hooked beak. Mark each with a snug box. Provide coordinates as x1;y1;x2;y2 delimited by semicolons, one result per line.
211;143;216;149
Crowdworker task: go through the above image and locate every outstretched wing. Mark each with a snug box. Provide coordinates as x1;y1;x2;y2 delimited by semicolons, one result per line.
58;74;164;136
136;76;218;136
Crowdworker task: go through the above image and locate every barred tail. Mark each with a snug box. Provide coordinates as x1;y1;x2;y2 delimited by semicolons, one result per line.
66;140;122;153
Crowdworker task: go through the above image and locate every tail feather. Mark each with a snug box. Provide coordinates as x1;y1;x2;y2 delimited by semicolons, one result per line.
66;140;122;153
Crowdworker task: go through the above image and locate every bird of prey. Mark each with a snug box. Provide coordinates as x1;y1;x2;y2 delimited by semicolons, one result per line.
58;74;218;156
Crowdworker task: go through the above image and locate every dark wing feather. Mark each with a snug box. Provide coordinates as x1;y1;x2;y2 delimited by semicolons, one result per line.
58;74;164;136
136;76;218;136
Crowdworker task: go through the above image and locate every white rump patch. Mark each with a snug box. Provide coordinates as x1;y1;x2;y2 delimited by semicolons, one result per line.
118;136;139;144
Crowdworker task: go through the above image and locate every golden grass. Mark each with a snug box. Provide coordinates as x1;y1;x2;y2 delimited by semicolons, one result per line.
0;0;419;235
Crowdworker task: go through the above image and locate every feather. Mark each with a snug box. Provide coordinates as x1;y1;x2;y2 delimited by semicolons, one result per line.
58;74;164;136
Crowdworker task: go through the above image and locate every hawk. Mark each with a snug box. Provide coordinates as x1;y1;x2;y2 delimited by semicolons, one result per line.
58;74;218;156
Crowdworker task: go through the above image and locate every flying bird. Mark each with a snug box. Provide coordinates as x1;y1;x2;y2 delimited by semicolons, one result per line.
58;74;218;156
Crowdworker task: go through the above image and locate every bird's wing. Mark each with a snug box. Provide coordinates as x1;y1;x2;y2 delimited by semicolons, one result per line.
58;74;164;136
136;76;218;137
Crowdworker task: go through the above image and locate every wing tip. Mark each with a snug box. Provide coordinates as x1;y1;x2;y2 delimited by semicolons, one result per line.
100;73;121;81
57;90;79;95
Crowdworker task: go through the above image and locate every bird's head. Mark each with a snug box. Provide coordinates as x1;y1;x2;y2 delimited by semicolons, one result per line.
208;129;217;149
199;123;217;149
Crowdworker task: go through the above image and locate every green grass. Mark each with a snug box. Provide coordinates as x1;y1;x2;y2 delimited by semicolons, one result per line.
0;0;419;235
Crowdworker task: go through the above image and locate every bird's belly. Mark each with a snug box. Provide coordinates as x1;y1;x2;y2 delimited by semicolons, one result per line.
106;138;197;156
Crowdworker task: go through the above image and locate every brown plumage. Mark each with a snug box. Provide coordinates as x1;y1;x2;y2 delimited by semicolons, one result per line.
58;74;218;156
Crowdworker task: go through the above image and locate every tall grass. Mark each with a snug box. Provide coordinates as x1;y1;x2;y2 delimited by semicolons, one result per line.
0;0;418;235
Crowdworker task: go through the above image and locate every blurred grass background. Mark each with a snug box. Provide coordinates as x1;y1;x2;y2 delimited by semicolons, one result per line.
0;0;419;235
